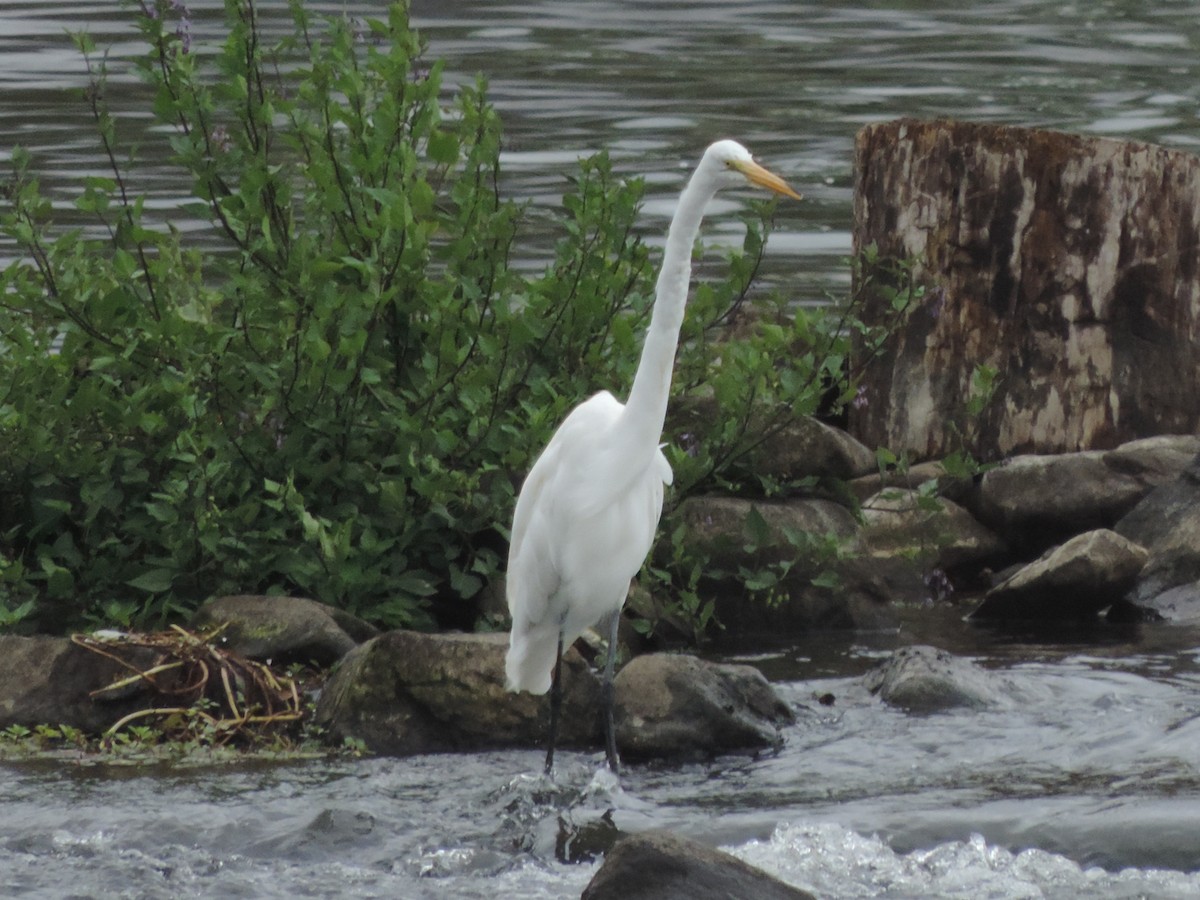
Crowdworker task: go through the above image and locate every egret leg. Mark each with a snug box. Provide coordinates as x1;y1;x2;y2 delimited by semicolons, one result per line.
544;633;564;775
602;612;621;774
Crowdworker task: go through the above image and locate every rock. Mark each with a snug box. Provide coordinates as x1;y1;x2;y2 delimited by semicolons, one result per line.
1116;450;1200;621
972;452;1149;554
860;488;1006;572
669;495;860;572
664;494;902;635
581;830;814;900
744;416;877;482
863;645;1008;711
969;529;1149;621
613;654;794;760
1103;435;1200;484
850;118;1200;459
0;635;162;733
707;552;907;637
671;395;876;483
313;631;602;756
848;459;959;504
193;594;379;666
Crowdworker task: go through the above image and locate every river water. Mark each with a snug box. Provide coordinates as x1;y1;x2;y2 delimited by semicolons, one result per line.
3;1;1200;897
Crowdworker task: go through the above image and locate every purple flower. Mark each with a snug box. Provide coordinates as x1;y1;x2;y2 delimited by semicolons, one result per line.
210;125;232;154
851;385;869;410
679;431;699;458
927;286;947;320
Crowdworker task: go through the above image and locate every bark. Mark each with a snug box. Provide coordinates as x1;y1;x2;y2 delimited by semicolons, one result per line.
849;118;1200;460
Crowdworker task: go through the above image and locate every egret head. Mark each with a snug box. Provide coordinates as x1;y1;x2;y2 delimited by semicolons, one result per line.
703;139;803;200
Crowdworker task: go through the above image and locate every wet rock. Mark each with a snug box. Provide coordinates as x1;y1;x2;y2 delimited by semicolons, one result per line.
613;654;794;760
863;645;1008;711
1116;450;1200;621
970;529;1148;621
860;488;1007;572
193;594;379;667
581;830;814;900
313;631;602;756
0;635;161;733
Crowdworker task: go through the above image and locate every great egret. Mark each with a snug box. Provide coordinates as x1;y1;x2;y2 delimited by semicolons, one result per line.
505;140;802;774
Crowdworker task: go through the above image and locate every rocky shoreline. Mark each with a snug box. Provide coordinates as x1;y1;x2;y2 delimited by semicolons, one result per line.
3;429;1196;763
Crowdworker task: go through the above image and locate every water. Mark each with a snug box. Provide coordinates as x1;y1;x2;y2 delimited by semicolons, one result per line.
4;615;1200;897
3;1;1200;896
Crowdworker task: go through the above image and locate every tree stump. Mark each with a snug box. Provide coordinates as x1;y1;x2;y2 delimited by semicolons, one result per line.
848;118;1200;460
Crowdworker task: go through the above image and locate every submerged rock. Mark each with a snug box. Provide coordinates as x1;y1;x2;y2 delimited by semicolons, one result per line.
193;594;378;666
613;653;794;760
864;645;1008;711
581;830;814;900
970;529;1148;621
314;631;602;756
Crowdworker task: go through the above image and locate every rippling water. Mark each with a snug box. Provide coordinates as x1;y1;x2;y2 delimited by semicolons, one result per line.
4;616;1200;897
3;1;1200;896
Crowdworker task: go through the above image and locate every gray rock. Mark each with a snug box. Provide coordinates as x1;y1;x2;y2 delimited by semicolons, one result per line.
664;495;901;635
974;453;1145;552
313;631;602;756
581;830;814;900
860;488;1007;572
1116;450;1200;620
745;416;878;482
193;594;379;667
669;495;860;572
863;645;1008;711
0;635;162;733
970;529;1148;621
972;437;1200;555
614;654;794;760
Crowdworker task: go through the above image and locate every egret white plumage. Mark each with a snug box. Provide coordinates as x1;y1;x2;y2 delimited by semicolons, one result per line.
504;140;802;774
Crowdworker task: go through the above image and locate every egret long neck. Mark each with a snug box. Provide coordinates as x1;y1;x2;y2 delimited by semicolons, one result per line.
622;171;715;444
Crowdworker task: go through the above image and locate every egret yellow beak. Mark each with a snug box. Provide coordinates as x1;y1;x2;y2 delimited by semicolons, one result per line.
733;159;803;200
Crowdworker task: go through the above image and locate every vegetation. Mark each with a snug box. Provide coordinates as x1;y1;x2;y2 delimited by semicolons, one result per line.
0;0;902;636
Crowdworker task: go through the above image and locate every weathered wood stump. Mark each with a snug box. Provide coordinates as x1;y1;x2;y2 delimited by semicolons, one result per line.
849;118;1200;460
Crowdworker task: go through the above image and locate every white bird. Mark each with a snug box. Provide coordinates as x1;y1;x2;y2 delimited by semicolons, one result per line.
504;140;802;774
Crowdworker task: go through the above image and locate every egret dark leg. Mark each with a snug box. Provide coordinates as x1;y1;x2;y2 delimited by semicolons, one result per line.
544;633;565;775
602;612;621;774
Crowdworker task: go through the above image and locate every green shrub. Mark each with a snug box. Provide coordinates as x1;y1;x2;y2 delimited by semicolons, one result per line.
0;0;884;635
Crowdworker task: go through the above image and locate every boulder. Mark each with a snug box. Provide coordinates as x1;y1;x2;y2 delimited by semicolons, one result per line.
1116;450;1200;621
742;416;877;482
708;553;907;637
850;119;1200;459
860;488;1006;572
863;644;1009;711
669;495;860;572
969;529;1148;621
581;830;814;900
613;654;794;760
670;396;876;483
193;594;379;666
0;635;162;733
972;452;1149;554
314;631;602;756
665;495;902;635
